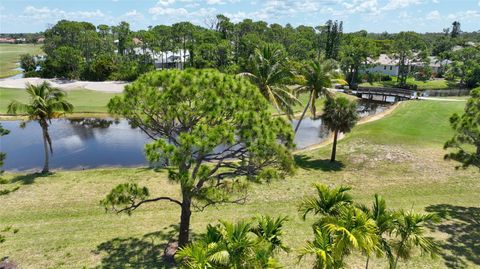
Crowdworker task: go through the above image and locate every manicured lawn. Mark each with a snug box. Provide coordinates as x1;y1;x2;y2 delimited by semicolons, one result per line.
1;100;478;268
0;87;121;114
0;44;44;78
359;77;460;90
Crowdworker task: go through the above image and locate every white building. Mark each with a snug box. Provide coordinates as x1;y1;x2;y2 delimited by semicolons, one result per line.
363;54;451;77
130;47;190;70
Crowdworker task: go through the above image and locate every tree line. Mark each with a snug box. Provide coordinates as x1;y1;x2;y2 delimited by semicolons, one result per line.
18;18;480;89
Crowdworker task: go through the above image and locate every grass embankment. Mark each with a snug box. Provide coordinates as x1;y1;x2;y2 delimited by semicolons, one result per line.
359;77;460;90
1;100;478;268
0;87;349;120
0;44;43;78
0;88;121;118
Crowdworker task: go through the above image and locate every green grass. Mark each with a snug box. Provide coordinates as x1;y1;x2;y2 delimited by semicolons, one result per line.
0;88;121;115
1;100;479;268
359;77;460;90
0;44;44;78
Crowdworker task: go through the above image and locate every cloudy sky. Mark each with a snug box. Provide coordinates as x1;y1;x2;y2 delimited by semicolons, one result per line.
0;0;479;33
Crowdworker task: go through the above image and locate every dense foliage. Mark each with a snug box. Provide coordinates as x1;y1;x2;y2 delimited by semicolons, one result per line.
177;216;289;268
103;69;295;247
31;17;479;89
444;87;480;169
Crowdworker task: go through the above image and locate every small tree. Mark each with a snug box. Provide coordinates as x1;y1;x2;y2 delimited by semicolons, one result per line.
7;82;73;173
20;53;36;73
321;97;359;162
103;69;294;249
177;216;289;268
444;88;480;169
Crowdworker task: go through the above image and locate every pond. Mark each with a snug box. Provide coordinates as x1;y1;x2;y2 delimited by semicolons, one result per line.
0;101;389;171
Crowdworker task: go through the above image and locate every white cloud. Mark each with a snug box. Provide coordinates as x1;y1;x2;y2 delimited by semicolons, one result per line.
206;0;225;4
382;0;423;11
22;5;105;20
157;0;176;6
432;0;439;3
447;10;480;21
426;10;440;20
148;7;188;16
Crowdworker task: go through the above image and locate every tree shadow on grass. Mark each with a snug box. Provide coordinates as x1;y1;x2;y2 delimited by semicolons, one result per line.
294;154;344;172
10;172;52;185
93;224;197;269
425;204;480;268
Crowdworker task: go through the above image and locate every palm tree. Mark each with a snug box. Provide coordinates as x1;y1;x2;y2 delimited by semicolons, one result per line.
7;82;73;173
177;216;288;269
241;44;299;118
321;97;359;162
391;210;440;269
358;194;395;269
295;56;336;133
299;184;353;220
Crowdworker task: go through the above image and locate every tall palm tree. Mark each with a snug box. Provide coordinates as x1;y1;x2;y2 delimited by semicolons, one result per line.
177;216;288;269
358;194;395;269
295;56;336;133
321;97;359;162
7;82;73;173
391;210;440;269
299;184;353;220
241;44;299;118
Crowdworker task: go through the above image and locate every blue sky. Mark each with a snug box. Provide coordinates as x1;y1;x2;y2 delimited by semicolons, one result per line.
0;0;479;33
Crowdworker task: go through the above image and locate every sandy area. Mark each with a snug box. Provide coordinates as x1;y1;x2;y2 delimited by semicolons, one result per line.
0;77;129;93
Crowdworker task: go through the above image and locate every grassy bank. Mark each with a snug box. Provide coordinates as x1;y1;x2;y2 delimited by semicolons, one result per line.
0;87;121;116
0;44;44;78
359;77;460;90
0;87;349;119
1;99;478;268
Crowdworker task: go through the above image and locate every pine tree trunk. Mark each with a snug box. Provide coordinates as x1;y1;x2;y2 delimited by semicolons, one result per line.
178;192;192;247
365;256;370;269
330;130;338;162
41;124;49;173
294;90;313;134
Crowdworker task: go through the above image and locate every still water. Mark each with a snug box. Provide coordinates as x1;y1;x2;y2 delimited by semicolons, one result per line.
0;101;388;171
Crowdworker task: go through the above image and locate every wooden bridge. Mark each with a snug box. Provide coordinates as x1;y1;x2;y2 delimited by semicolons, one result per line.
353;87;417;102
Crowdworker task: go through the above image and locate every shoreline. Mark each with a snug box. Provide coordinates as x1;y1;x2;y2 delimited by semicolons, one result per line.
293;101;401;154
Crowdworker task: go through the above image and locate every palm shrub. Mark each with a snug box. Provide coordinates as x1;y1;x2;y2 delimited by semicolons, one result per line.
7;82;74;173
241;44;299;118
321;97;359;162
391;211;440;269
358;194;395;269
176;216;289;268
299;184;353;220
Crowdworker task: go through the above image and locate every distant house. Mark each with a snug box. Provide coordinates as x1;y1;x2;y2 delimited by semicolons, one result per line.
363;54;451;77
37;37;45;43
0;37;16;44
120;46;190;70
364;54;399;76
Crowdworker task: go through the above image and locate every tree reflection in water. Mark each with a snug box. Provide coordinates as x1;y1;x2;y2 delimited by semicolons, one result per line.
68;118;117;139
